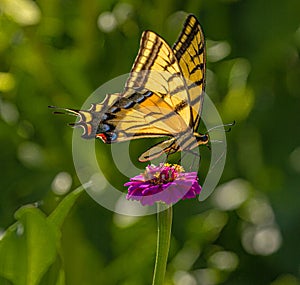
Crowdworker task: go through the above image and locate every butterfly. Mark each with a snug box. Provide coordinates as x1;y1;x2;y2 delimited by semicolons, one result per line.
52;14;209;162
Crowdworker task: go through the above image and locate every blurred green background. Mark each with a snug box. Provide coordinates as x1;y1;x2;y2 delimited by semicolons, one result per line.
1;0;300;284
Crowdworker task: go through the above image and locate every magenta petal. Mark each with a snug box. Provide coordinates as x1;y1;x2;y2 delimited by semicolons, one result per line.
124;163;202;206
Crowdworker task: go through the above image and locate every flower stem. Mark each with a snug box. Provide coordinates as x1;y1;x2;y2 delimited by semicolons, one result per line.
152;204;173;285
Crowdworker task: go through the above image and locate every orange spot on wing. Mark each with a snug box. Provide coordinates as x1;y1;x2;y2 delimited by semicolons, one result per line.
87;124;92;136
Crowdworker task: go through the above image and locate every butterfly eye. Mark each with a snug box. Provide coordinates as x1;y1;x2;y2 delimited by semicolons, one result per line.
195;133;208;142
202;134;209;142
199;134;209;143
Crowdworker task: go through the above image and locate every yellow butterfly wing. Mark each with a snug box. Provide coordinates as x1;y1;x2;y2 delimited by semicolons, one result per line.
173;14;206;131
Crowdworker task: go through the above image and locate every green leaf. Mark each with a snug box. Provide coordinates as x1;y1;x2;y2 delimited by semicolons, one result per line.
0;186;84;285
0;206;57;285
39;256;65;285
54;269;65;285
48;185;85;228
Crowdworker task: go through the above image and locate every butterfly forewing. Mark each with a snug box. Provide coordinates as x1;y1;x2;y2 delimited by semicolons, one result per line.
126;31;180;92
124;30;192;129
173;14;206;131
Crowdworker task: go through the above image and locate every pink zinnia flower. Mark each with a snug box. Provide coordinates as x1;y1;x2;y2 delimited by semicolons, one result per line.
124;163;201;206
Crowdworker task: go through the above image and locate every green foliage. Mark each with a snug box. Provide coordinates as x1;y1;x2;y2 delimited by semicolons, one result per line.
0;207;57;285
1;0;300;284
0;186;84;285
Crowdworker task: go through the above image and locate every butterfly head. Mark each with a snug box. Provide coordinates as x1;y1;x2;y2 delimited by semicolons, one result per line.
194;133;209;146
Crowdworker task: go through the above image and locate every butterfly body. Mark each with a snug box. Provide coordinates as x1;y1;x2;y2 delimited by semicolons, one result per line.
56;14;209;162
138;131;209;162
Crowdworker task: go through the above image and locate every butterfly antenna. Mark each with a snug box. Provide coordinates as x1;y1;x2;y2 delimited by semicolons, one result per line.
206;120;235;134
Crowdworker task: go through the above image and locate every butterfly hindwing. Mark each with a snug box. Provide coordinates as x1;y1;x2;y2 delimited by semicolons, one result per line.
66;93;121;138
97;89;189;142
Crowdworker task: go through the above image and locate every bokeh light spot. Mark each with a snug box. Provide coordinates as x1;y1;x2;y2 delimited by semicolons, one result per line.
0;100;19;124
173;271;197;285
221;86;255;122
208;250;239;271
271;274;300;285
97;12;117;33
252;226;282;255
207;40;231;62
18;141;44;167
242;225;282;256
51;172;72;195
238;196;275;225
113;3;133;24
212;179;250;211
172;244;201;270
194;268;220;285
229;59;251;89
0;0;41;26
113;213;140;228
89;172;107;195
0;72;15;92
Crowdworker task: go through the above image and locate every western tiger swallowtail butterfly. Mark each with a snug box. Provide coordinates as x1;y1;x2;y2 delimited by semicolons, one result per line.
51;14;209;162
